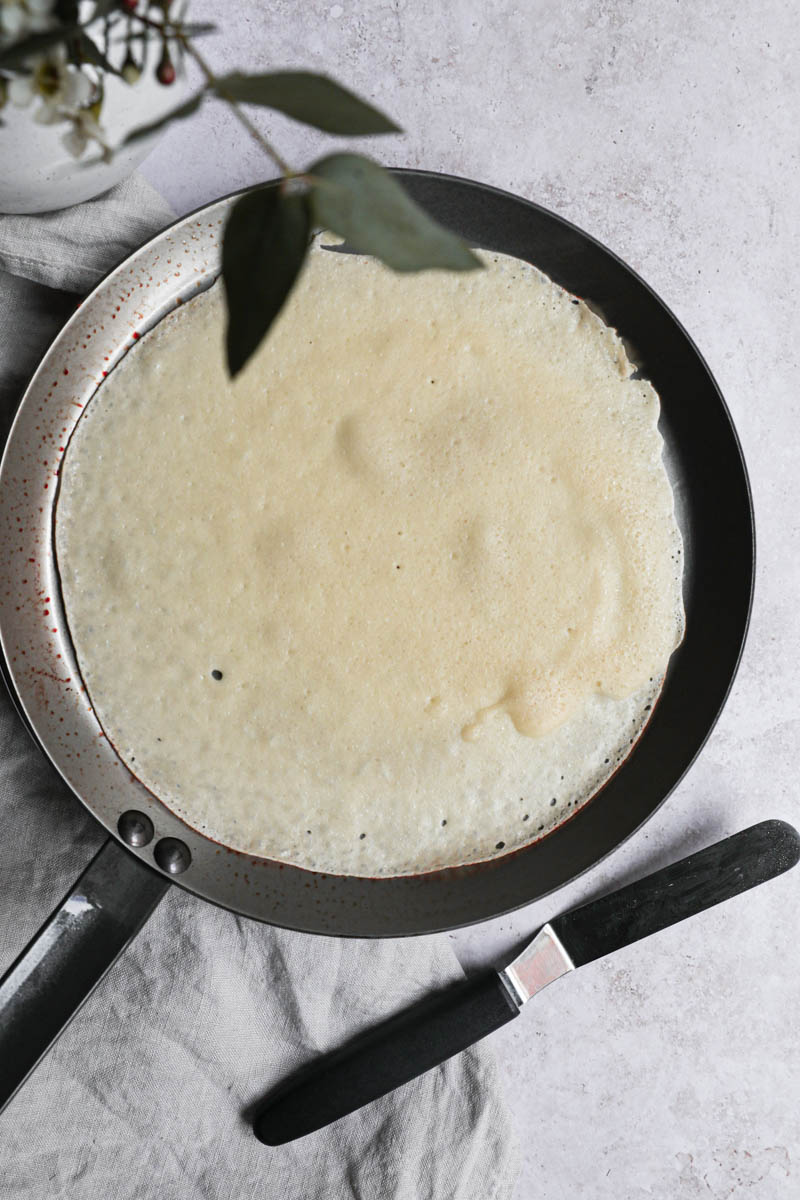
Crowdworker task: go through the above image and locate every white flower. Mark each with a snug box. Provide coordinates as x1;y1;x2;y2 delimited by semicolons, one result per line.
9;44;96;122
0;0;56;40
6;39;106;156
37;46;94;111
2;6;119;161
0;3;26;39
62;107;110;161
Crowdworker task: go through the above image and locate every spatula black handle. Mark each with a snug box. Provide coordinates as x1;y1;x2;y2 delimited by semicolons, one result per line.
252;820;799;1145
252;971;519;1145
552;819;800;967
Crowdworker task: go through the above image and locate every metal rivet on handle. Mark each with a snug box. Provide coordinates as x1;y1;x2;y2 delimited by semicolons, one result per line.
118;809;155;848
153;837;192;875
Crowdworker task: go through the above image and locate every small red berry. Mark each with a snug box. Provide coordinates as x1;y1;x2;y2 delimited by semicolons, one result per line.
121;0;138;11
156;52;176;86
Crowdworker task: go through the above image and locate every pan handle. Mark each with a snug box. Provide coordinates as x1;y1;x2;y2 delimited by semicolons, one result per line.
0;836;169;1113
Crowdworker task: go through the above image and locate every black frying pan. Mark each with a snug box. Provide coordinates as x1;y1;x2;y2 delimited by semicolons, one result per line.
0;172;754;1110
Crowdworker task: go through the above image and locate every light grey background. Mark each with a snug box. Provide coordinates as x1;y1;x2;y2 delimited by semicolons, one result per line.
140;2;799;1196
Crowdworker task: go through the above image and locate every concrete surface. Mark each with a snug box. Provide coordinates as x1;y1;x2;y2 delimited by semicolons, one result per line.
140;2;799;1195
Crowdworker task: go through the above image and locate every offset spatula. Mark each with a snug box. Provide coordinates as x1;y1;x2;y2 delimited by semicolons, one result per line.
253;819;800;1145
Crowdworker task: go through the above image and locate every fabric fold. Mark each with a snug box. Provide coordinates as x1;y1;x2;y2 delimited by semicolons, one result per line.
0;174;174;292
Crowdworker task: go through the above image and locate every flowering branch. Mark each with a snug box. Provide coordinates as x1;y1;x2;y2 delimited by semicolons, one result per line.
0;1;482;377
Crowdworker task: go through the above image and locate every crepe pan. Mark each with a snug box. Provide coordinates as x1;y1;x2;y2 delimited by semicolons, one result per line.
0;171;754;1108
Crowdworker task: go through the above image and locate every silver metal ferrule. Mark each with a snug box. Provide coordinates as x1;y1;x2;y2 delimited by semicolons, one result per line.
499;922;575;1006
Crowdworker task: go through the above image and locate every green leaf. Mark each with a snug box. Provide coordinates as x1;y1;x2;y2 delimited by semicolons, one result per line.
76;30;121;76
120;91;205;145
0;26;120;75
0;27;77;71
222;188;311;378
309;154;482;272
214;71;400;136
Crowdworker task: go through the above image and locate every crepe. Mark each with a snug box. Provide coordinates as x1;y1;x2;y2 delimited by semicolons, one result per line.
55;241;684;876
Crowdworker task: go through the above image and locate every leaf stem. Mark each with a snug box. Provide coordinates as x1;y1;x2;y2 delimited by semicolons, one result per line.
123;7;293;176
174;33;294;176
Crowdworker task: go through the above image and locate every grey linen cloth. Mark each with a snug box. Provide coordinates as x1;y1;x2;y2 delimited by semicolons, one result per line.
0;175;520;1200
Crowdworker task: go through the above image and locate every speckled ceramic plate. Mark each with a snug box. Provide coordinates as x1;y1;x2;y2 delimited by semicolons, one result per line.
0;171;754;937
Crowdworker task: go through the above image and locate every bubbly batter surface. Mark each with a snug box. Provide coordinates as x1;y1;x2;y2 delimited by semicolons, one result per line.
56;242;684;875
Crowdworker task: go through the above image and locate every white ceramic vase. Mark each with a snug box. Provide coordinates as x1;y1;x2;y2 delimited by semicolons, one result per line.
0;58;185;214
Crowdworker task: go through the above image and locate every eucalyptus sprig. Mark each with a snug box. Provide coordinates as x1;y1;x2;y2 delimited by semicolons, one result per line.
1;1;482;376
